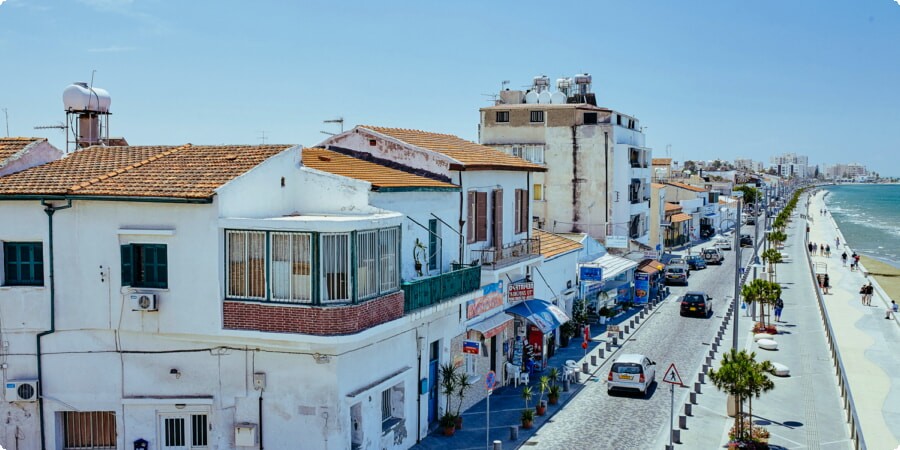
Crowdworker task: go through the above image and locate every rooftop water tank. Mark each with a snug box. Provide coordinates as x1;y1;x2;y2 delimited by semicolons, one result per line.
538;90;552;104
550;91;567;104
524;90;539;104
63;82;111;113
532;75;550;93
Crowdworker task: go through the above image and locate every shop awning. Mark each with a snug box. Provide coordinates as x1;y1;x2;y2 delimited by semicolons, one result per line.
468;312;513;339
583;253;639;281
671;213;692;223
638;259;665;275
505;300;570;334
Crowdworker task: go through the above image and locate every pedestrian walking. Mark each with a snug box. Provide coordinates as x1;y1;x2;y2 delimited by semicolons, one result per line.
825;244;831;257
819;244;824;256
859;283;867;305
841;251;848;267
835;237;840;248
774;297;784;322
865;283;874;306
854;253;860;269
823;274;830;294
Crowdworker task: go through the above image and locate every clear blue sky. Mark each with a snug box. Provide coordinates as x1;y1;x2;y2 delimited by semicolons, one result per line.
2;0;899;175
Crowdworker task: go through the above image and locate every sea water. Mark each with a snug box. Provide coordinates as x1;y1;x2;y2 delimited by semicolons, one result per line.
823;184;900;269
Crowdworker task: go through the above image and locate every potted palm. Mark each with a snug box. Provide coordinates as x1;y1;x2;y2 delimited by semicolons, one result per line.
536;375;550;415
520;386;534;429
439;363;458;434
440;412;457;436
453;373;473;429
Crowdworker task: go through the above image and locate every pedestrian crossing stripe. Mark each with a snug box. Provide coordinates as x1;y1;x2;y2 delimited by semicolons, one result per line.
662;363;683;386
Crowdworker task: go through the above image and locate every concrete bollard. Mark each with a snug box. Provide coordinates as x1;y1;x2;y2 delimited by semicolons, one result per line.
705;356;712;366
606;342;612;352
702;363;708;374
624;325;630;334
679;415;687;429
612;337;618;347
699;372;705;384
591;355;597;366
563;377;570;392
598;348;605;359
493;440;502;450
618;330;624;340
709;349;715;359
509;425;519;440
630;319;635;328
672;429;681;444
694;382;702;393
582;362;589;374
711;343;718;352
690;392;697;404
685;403;693;416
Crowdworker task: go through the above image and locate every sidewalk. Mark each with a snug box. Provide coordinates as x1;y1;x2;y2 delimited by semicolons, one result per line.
675;193;854;449
808;191;900;449
412;299;666;450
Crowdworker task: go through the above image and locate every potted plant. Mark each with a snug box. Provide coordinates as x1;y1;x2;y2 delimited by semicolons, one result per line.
548;384;561;405
440;412;457;436
752;425;770;444
559;322;575;347
413;238;427;277
439;363;458;431
598;306;611;325
536;375;550;415
453;373;473;429
520;385;534;427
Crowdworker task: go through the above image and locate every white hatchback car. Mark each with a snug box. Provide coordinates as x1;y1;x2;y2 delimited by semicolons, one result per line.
607;353;657;396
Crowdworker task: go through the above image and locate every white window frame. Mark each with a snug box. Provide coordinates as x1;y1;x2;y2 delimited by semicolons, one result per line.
270;232;313;303
158;411;210;450
530;110;544;123
226;230;266;300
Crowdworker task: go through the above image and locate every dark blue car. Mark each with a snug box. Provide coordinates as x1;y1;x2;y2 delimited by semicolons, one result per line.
685;255;707;270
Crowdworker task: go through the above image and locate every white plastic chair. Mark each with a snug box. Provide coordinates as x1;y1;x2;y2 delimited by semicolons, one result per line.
518;371;530;386
505;362;521;387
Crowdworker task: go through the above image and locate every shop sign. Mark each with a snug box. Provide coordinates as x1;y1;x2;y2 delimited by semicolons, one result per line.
508;282;534;302
467;282;504;319
606;235;629;248
617;286;632;302
580;266;603;281
462;340;481;355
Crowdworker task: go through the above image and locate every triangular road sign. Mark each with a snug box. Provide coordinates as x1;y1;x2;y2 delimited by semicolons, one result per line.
662;363;683;386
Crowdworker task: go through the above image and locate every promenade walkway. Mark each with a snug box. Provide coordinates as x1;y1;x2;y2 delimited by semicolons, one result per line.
676;193;853;450
808;190;900;449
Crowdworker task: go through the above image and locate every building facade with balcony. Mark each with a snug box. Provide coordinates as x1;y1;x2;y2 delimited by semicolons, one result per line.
0;143;490;450
479;75;651;247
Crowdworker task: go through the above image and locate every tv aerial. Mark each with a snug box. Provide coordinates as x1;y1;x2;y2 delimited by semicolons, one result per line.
320;117;344;136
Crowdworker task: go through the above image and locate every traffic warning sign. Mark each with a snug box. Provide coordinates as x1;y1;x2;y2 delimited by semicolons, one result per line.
662;363;683;386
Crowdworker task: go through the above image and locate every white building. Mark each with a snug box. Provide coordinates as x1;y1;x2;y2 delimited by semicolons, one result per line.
0;142;502;450
770;153;809;179
478;74;652;247
0;137;63;177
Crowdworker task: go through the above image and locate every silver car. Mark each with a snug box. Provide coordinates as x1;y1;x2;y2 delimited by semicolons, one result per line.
607;353;657;396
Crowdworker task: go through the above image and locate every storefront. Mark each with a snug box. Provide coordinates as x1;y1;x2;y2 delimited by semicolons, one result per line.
579;253;638;312
505;299;570;373
637;259;665;302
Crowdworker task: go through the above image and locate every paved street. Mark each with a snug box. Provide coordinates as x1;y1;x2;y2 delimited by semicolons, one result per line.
523;228;755;449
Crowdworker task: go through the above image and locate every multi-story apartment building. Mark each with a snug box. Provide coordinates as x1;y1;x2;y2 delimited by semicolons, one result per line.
770;153;809;178
477;75;652;248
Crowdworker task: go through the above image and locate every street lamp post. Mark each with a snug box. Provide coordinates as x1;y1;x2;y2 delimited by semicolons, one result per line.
732;199;742;350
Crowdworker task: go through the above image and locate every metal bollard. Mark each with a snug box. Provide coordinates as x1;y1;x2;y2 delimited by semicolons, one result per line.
694;382;702;393
629;319;635;328
509;425;519;440
562;377;570;392
606;342;612;352
685;403;693;416
705;356;712;366
618;330;624;340
624;325;630;334
709;349;715;359
582;362;589;375
598;348;605;359
591;355;597;366
711;343;718;352
679;415;687;429
690;392;697;404
493;440;502;450
702;363;709;374
672;429;681;444
699;372;705;384
612;337;618;347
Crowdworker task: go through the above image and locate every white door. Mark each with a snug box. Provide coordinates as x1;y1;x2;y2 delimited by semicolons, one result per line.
159;413;209;450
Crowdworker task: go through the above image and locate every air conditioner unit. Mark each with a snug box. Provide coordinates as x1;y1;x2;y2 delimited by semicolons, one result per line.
6;380;38;402
129;293;158;311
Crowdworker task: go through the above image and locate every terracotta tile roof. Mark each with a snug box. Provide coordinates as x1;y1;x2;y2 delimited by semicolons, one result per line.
0;137;45;163
664;203;682;212
671;213;692;223
652;158;672;165
0;143;293;199
360;126;546;172
302;147;458;191
533;229;583;259
665;181;707;193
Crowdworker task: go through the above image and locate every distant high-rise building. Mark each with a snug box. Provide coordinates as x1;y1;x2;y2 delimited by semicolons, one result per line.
770;152;809;178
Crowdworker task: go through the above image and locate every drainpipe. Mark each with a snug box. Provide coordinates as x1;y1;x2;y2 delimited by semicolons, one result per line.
457;173;465;264
37;198;72;450
604;131;610;233
259;390;264;450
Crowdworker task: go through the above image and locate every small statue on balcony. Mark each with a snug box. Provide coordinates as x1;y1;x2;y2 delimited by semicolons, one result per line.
413;238;427;277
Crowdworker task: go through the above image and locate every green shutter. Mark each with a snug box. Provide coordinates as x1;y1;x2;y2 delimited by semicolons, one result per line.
121;244;133;286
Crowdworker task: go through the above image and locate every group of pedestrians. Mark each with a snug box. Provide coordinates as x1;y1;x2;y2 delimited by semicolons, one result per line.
808;241;832;256
841;251;861;270
859;282;874;306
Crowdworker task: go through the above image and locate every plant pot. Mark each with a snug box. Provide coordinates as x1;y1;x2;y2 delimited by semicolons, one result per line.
454;416;462;430
560;334;570;347
548;394;559;405
521;419;533;429
442;425;456;436
536;403;547;416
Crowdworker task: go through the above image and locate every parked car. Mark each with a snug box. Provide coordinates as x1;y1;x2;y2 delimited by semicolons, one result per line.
685;255;707;270
745;217;756;225
702;247;724;264
740;234;753;247
713;238;732;251
668;257;690;277
664;266;688;286
607;353;657;396
680;291;713;317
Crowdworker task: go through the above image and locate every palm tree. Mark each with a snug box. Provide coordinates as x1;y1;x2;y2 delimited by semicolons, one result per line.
454;373;473;418
742;279;767;325
709;349;754;439
439;363;458;417
745;359;776;437
762;248;783;276
768;230;787;249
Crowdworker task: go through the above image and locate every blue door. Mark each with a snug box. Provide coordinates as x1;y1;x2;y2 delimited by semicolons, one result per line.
427;341;439;424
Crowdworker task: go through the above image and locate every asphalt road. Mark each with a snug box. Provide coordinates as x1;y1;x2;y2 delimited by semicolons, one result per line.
523;225;758;450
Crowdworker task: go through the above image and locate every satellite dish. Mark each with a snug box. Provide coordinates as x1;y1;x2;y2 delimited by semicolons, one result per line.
524;91;539;104
538;91;552;104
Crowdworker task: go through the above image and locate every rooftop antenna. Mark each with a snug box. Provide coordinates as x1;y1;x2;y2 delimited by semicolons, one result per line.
320;117;344;136
501;80;510;91
257;130;268;145
481;93;499;103
34;122;67;133
2;108;8;137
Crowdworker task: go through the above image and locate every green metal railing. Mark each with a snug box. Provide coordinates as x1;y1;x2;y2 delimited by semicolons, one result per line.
402;264;482;312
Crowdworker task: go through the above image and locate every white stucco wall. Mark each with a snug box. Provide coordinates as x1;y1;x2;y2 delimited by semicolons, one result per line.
0;140;63;177
320;129;454;178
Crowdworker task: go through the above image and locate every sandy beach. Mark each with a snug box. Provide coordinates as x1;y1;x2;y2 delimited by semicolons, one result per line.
859;255;900;302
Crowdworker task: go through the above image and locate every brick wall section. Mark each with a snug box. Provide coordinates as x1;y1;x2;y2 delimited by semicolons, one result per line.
223;291;404;335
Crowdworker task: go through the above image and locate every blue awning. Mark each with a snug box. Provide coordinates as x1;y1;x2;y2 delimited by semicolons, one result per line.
505;300;570;334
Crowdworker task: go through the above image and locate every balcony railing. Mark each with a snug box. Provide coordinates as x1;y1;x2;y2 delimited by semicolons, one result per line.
402;264;482;313
469;238;540;270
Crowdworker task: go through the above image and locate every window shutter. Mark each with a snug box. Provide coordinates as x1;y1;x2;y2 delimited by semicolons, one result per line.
523;189;530;232
475;191;488;242
467;191;476;244
492;189;503;246
514;189;522;234
120;244;133;286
